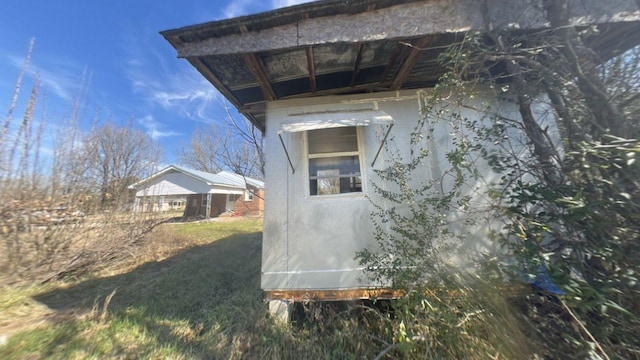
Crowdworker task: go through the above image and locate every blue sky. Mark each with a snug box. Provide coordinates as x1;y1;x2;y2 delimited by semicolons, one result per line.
0;0;314;165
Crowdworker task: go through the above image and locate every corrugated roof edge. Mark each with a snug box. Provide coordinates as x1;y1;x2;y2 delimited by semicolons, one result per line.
216;170;265;189
129;165;246;190
159;0;421;39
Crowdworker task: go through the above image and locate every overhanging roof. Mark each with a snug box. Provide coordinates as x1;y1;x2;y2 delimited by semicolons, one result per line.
130;165;246;191
161;0;640;132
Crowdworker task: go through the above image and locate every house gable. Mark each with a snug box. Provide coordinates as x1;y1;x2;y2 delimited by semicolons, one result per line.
134;170;216;197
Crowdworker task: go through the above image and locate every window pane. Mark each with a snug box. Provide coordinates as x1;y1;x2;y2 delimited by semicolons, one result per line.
308;127;358;154
309;156;361;195
309;156;360;177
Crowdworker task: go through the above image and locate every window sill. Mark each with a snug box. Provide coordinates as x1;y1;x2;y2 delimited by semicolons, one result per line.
305;192;366;201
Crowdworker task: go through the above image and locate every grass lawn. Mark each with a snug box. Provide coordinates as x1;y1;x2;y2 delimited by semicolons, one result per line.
0;218;280;359
0;217;538;359
1;217;390;359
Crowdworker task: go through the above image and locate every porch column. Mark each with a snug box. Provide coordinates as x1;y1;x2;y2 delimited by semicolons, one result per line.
205;193;212;218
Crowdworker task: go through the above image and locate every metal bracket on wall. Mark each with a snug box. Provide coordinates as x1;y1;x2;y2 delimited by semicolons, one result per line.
279;133;295;174
371;123;394;167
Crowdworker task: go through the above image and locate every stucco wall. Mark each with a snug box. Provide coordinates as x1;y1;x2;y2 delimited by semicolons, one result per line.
261;89;556;291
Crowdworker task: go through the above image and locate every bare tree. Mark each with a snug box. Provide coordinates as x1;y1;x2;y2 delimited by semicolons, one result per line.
221;101;265;177
1;38;35;180
82;121;161;209
180;101;264;178
179;125;224;173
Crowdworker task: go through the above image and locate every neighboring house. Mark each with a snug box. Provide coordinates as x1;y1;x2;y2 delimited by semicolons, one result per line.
130;165;264;218
161;0;640;318
216;171;265;216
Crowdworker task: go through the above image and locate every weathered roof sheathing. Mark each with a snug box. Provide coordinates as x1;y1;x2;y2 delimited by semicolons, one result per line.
161;0;640;132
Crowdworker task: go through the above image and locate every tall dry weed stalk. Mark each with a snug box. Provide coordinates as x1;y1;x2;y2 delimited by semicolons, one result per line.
0;40;164;282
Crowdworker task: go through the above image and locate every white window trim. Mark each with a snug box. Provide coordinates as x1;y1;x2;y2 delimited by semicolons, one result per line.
244;189;254;202
304;126;366;199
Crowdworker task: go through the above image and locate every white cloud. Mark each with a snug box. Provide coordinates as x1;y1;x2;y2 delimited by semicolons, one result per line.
137;114;181;140
220;0;316;19
222;0;255;18
7;53;85;101
123;33;221;124
130;65;221;123
271;0;317;9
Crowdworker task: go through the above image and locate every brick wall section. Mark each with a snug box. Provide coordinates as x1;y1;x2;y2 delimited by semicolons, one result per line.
234;186;264;215
210;194;227;217
184;194;229;218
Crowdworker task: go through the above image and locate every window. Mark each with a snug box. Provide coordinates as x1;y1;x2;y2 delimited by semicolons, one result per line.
201;197;208;207
245;189;254;201
307;127;362;196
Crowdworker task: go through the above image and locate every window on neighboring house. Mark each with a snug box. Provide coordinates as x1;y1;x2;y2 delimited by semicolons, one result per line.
202;197;208;207
307;126;362;196
245;189;254;201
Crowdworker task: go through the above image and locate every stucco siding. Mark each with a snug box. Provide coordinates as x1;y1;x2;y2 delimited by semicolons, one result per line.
262;91;425;291
261;89;554;291
135;172;213;197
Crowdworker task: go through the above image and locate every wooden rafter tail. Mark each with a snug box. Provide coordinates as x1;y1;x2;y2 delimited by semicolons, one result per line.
188;57;243;109
390;35;435;90
350;43;366;87
306;46;317;93
243;53;277;101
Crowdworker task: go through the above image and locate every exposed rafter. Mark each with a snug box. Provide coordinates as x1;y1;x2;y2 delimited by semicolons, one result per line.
348;4;376;88
305;46;317;93
380;42;405;83
390;36;435;90
243;53;277;101
187;57;242;109
350;44;365;87
161;0;640;135
239;25;276;101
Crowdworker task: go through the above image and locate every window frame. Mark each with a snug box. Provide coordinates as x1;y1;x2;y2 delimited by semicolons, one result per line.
304;126;366;198
244;189;254;202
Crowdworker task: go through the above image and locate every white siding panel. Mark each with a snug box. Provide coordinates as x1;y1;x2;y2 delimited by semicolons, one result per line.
135;171;212;197
261;89;546;291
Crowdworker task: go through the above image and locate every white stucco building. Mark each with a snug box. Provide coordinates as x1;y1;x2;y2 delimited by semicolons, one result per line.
161;0;640;317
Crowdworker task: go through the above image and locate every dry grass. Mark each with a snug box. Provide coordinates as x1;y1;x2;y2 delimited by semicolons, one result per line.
0;217;268;359
0;217;541;359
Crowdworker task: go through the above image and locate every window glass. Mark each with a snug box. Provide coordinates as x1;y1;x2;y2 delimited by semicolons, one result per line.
308;127;358;154
307;127;362;196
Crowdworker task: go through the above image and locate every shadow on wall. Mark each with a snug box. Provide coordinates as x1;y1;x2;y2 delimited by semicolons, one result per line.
32;231;264;357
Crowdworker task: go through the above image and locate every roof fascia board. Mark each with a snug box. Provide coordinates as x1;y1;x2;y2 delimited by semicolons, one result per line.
171;0;640;58
129;165;179;189
130;165;247;191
